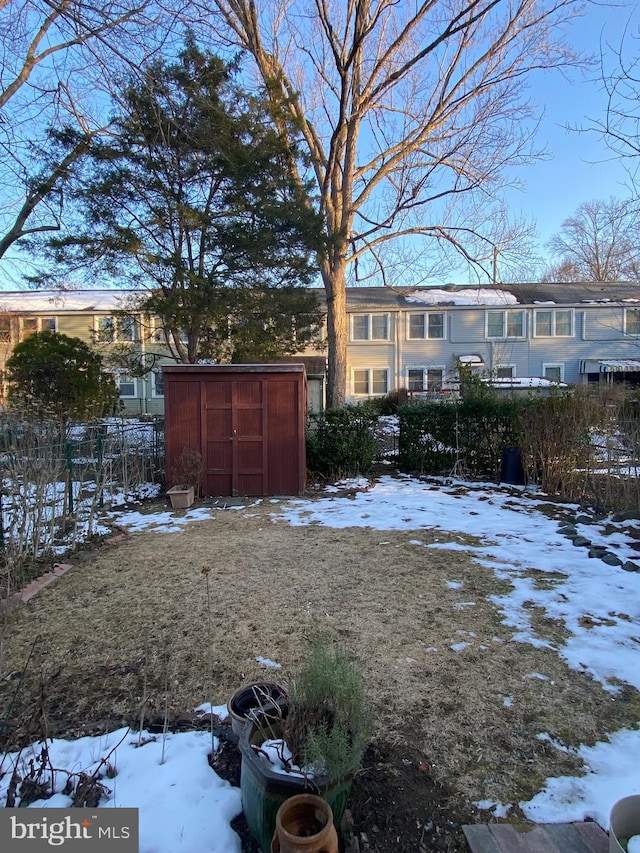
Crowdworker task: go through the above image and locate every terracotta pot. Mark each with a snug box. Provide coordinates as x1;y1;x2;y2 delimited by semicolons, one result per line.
271;794;339;853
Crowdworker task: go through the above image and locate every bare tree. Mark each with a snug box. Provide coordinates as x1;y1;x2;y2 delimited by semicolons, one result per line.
595;18;640;186
545;197;640;281
207;0;582;406
0;0;185;265
540;259;584;283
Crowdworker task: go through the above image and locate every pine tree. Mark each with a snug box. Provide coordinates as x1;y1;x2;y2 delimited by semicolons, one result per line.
45;39;325;365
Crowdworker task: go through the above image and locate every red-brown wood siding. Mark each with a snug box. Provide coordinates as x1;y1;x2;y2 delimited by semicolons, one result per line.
163;365;306;497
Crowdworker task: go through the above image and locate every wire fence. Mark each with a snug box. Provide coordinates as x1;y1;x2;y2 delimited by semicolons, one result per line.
0;416;165;596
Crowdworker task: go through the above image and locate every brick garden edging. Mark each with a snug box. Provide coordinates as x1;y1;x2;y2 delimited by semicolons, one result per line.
0;563;74;616
0;531;130;617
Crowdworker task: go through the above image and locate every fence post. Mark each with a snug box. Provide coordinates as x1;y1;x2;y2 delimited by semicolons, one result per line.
154;416;164;482
95;432;104;508
0;493;4;552
65;441;74;515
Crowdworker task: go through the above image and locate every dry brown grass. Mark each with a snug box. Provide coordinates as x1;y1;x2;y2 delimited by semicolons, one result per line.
1;490;639;812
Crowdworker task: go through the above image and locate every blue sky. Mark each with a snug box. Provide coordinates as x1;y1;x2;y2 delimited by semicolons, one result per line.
506;2;638;250
1;2;637;288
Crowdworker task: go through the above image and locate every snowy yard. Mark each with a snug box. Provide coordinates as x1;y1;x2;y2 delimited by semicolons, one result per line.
0;474;639;851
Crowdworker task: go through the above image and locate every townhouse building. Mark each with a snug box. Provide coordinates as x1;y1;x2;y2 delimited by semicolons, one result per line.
340;282;640;399
0;282;638;414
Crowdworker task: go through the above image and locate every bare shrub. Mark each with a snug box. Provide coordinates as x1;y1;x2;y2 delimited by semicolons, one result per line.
0;414;164;597
521;384;640;512
169;448;203;496
520;387;599;500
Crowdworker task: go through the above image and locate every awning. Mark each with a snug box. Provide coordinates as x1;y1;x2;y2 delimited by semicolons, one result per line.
580;359;640;374
456;354;484;365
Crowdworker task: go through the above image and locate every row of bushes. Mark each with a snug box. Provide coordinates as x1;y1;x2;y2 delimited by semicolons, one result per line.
306;406;380;479
306;381;640;512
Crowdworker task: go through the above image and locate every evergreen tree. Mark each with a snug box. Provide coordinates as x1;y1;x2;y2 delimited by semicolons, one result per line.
44;40;325;365
6;331;119;422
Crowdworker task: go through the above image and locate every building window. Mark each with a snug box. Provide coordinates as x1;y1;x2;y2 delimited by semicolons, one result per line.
20;316;57;338
407;312;445;339
97;315;137;343
117;316;137;342
544;363;564;382
625;309;640;336
152;368;164;397
407;368;424;391
486;309;525;339
0;318;10;342
151;316;167;343
351;314;389;341
97;317;115;342
115;372;137;398
352;368;389;396
495;365;515;379
534;309;573;337
21;317;38;337
407;367;444;390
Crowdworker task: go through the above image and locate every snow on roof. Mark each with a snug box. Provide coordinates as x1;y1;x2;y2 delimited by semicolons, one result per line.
405;287;518;306
457;354;484;364
0;289;138;312
482;377;566;388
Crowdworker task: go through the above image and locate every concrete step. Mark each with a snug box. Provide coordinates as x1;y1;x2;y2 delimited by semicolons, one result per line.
462;822;609;853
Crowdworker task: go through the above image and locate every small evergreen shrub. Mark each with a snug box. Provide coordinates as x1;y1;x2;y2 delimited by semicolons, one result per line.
306;405;378;479
457;387;524;479
398;402;459;474
284;638;371;784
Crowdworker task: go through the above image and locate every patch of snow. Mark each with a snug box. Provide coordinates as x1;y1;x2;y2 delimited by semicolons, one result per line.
255;656;282;670
474;800;513;818
521;729;640;829
405;288;518;306
0;727;242;853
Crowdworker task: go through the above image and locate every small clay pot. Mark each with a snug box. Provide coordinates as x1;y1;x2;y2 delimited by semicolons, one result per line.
271;794;339;853
227;682;287;740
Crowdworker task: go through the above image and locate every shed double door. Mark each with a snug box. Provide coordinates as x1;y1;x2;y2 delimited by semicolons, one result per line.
164;365;306;497
204;377;265;496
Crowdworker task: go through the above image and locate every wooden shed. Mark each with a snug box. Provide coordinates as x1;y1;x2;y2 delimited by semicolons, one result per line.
162;364;307;497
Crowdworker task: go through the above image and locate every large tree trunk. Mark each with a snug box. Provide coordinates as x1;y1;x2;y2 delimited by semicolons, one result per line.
210;0;581;406
322;257;348;409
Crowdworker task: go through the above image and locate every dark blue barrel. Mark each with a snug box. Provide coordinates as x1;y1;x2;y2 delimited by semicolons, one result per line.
501;446;525;485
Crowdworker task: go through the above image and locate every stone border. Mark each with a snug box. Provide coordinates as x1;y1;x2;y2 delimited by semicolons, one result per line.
0;563;73;616
557;516;640;573
0;531;130;617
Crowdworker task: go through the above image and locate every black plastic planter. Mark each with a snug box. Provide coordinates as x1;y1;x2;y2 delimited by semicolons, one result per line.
227;682;287;741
